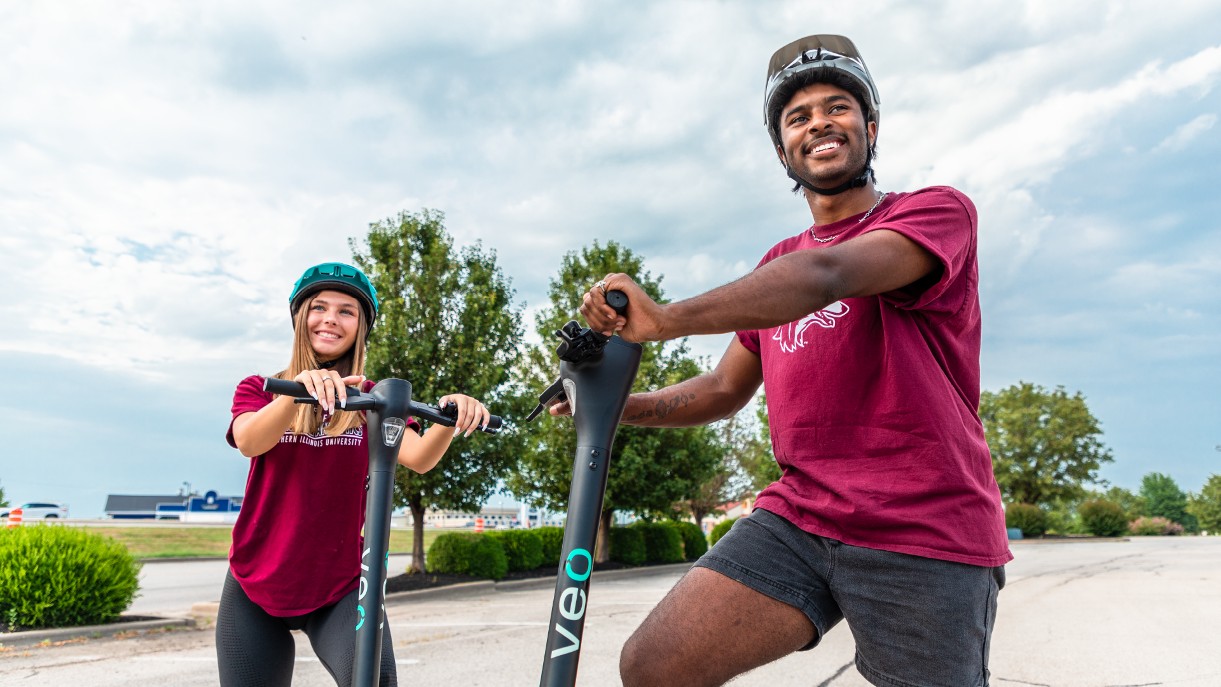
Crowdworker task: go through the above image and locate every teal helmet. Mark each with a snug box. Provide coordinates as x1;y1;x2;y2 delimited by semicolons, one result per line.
289;262;379;328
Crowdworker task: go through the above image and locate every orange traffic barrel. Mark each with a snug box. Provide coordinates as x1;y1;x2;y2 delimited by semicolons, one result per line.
474;516;485;533
5;507;22;528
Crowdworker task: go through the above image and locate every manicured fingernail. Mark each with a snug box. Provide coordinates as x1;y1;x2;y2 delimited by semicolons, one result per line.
340;398;346;409
454;427;461;436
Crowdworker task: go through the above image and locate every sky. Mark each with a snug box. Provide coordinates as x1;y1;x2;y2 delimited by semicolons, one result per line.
2;1;1218;518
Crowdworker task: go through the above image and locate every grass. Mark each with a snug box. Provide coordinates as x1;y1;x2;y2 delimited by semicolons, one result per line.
74;525;445;559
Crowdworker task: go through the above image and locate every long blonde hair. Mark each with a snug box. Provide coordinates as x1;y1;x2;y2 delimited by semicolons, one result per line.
275;292;370;437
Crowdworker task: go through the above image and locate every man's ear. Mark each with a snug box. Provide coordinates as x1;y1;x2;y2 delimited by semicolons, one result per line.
775;144;788;166
867;120;878;147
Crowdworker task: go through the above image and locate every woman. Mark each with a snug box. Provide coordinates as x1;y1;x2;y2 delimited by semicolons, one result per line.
218;262;490;686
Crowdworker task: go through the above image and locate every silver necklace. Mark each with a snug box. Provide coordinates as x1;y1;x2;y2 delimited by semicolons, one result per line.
810;191;887;243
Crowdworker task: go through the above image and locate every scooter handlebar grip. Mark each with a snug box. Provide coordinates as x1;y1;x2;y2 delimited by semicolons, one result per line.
605;289;629;316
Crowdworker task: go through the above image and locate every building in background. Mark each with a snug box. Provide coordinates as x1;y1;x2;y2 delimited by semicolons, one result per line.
104;490;242;523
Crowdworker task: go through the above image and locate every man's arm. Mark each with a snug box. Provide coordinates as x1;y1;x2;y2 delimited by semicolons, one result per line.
549;337;763;428
583;229;937;343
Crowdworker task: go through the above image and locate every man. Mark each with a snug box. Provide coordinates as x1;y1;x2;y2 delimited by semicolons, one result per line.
572;35;1010;686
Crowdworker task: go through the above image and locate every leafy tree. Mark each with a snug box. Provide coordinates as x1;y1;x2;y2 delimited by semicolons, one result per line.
734;394;781;496
1140;472;1195;531
0;481;8;509
1186;474;1221;533
1098;486;1145;520
980;381;1112;508
509;241;721;562
351;208;526;573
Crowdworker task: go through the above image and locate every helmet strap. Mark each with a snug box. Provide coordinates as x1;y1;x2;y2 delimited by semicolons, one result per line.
787;164;871;195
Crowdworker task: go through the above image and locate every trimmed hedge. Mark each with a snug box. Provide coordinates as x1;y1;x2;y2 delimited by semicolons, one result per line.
709;518;738;547
1079;500;1128;537
0;525;141;630
426;533;508;580
609;527;646;565
534;526;565;567
631;522;684;564
1005;503;1048;537
486;529;544;572
673;521;708;560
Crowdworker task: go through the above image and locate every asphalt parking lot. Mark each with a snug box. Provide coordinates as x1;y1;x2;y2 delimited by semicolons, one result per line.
2;536;1219;686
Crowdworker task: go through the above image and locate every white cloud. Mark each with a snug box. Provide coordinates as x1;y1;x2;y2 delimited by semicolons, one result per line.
1154;113;1218;153
2;0;1220;511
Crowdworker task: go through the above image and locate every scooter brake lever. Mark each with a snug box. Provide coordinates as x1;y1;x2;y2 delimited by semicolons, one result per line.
525;377;568;422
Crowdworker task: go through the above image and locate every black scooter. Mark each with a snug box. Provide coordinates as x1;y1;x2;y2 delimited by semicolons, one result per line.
525;291;641;686
263;376;502;687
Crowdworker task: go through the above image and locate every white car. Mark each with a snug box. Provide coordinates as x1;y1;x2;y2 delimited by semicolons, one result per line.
9;502;70;520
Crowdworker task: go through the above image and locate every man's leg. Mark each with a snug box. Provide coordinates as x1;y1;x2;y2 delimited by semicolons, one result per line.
621;509;848;686
620;566;816;687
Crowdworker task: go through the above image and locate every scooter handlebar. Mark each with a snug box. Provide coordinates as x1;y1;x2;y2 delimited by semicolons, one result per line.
263;377;502;434
605;289;628;316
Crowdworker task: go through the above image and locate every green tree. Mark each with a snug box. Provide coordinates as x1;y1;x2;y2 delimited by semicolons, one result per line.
1098;486;1145;520
509;241;721;562
980;381;1112;508
0;481;8;509
1140;472;1195;531
1187;474;1221;533
351;208;526;573
734;394;781;495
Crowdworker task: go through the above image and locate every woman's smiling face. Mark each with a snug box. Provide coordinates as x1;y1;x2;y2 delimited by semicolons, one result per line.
305;289;362;361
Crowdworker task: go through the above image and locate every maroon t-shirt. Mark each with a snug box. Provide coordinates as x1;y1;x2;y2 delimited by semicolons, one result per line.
738;187;1011;567
225;375;419;616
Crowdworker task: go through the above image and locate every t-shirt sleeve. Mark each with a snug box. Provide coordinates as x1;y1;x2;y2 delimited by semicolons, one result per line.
226;375;274;448
870;187;977;315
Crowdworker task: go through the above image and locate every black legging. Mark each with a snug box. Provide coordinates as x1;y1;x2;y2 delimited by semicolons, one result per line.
216;570;397;686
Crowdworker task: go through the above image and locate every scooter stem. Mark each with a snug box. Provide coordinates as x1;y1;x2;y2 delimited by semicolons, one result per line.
539;335;641;686
352;378;412;687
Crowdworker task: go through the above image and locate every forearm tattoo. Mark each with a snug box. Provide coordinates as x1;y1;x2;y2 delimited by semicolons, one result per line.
623;392;696;423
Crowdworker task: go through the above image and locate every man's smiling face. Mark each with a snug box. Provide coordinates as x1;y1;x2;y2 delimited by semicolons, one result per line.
776;82;877;188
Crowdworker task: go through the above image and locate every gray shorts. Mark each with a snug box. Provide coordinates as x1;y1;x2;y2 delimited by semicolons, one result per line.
695;508;1004;687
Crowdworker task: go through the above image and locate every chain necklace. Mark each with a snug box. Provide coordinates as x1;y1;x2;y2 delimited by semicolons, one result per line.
810;191;887;243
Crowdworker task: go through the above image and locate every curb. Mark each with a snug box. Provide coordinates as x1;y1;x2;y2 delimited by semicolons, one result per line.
0;616;197;648
1011;537;1131;545
0;562;695;646
383;561;694;604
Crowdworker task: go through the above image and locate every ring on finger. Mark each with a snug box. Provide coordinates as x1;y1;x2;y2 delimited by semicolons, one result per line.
595;279;608;294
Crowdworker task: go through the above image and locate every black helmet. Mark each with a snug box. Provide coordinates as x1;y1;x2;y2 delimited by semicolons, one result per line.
764;34;880;149
763;35;881;196
289;262;379;328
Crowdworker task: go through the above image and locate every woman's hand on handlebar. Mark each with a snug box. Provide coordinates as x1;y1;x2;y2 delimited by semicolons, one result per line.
439;394;492;437
579;273;665;343
294;369;365;414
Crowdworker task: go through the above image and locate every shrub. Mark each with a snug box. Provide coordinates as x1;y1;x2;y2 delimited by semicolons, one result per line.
1129;516;1184;536
709;518;738;547
426;533;508;580
631;522;684;564
1005;503;1048;537
0;525;141;630
534;526;565;567
486;530;544;571
673;521;708;560
608;527;646;566
1078;499;1128;537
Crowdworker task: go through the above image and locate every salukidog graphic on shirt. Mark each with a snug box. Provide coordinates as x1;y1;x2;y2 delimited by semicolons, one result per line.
772;301;850;353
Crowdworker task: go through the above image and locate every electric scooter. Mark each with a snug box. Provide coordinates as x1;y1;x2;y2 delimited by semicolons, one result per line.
263;376;502;687
525;291;641;687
